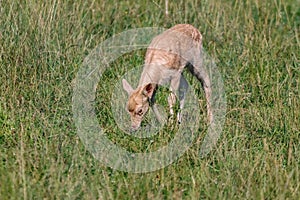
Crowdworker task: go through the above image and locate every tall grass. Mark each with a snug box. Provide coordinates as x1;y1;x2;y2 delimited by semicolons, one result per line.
0;0;299;199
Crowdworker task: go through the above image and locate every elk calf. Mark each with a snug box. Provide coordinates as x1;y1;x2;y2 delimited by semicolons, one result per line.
122;24;212;130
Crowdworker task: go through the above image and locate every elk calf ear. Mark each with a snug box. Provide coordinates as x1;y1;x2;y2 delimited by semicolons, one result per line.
122;79;134;95
142;83;156;98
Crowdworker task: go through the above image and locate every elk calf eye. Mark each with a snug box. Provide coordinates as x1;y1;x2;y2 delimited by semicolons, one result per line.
136;109;143;116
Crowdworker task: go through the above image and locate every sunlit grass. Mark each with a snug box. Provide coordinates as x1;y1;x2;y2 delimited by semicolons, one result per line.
0;0;299;199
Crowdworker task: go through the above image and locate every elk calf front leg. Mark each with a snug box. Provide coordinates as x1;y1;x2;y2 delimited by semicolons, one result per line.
149;91;165;124
152;103;165;124
177;75;188;124
168;91;176;117
168;75;189;124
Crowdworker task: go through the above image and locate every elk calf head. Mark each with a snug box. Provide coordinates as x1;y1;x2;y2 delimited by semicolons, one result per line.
122;79;156;130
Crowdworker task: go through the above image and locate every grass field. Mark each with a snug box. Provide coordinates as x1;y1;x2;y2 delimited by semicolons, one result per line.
0;0;299;199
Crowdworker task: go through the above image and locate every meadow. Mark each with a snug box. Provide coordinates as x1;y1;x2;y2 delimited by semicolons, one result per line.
0;0;299;199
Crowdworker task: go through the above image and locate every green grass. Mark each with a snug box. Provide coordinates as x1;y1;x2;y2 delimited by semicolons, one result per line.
0;0;299;199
